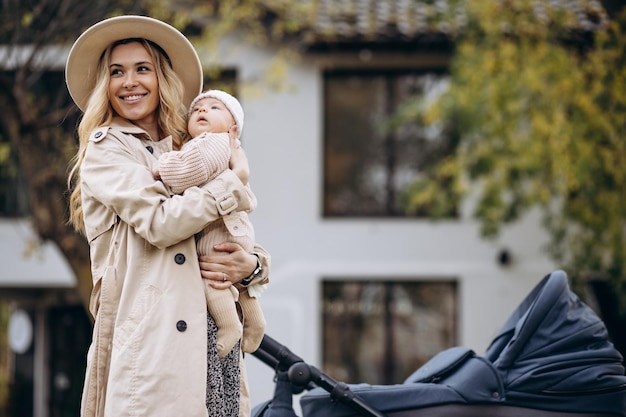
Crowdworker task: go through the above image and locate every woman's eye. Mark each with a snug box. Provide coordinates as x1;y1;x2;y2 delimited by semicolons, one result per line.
138;65;150;72
110;69;122;76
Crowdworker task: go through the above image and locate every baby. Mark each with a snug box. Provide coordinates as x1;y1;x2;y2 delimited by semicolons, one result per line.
153;89;266;357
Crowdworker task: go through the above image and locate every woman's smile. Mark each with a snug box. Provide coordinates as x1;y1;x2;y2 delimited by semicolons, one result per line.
108;42;160;137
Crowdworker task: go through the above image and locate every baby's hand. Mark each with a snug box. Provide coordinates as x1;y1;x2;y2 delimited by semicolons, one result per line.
230;147;250;185
228;125;241;150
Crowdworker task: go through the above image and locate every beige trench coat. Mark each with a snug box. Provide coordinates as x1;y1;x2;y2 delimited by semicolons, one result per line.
79;118;269;417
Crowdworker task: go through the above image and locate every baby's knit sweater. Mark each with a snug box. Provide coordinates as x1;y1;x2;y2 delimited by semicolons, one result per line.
158;132;231;195
157;132;256;256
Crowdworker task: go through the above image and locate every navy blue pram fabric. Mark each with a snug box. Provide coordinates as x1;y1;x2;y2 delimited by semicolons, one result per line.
295;271;626;416
484;270;625;412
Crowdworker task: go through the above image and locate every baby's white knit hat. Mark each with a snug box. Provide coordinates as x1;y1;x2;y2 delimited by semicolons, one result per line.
188;89;244;138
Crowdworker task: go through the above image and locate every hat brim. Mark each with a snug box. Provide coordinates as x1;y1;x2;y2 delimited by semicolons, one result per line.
65;15;202;111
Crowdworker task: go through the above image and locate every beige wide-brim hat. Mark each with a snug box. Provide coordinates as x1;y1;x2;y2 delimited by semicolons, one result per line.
65;15;202;112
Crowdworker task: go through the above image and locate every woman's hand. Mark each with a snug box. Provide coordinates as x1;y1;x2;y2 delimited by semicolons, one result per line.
198;242;257;289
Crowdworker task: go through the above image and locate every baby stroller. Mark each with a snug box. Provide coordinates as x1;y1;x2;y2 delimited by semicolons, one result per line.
251;270;626;417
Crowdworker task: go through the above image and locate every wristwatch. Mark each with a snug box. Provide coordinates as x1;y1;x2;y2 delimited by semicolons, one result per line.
240;254;262;286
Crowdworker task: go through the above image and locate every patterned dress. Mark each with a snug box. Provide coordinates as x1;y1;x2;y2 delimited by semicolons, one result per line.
206;313;241;416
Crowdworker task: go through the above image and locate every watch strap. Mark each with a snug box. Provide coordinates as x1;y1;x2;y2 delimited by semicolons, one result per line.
240;254;261;286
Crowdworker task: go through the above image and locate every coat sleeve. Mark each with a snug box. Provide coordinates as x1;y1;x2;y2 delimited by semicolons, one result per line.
80;131;252;249
158;133;231;195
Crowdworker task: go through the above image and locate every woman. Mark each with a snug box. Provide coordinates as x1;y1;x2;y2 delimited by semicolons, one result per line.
65;16;269;417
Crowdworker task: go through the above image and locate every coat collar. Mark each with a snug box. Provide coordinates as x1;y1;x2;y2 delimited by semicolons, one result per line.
109;116;173;151
110;117;171;142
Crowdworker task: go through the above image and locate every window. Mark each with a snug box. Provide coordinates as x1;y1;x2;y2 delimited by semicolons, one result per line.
202;69;237;95
48;306;92;417
322;279;457;385
0;145;28;216
323;70;455;217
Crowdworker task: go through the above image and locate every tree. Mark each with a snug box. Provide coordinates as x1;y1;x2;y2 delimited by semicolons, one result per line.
397;1;626;355
0;0;157;309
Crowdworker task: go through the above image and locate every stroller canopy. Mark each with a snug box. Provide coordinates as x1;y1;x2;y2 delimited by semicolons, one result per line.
483;270;626;408
296;271;626;417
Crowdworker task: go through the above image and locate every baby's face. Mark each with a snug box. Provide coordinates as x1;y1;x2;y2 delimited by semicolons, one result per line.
188;97;234;137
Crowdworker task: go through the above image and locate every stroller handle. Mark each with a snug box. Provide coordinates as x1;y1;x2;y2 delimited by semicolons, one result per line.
254;334;303;371
252;335;387;417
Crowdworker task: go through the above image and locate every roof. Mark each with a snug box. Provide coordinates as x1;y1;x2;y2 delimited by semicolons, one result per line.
0;218;76;289
260;0;609;48
306;0;466;42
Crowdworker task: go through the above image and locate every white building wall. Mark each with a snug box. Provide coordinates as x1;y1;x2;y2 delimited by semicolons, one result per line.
203;35;557;408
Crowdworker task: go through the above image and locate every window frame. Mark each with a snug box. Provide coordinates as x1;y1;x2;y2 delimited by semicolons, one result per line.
321;277;458;385
321;66;455;219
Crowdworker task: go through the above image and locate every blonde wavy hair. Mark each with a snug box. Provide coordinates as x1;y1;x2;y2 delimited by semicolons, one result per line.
67;38;188;232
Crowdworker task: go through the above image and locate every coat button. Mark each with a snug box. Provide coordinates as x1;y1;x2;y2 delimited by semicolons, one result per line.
94;131;103;139
176;320;187;332
146;145;154;154
174;253;185;264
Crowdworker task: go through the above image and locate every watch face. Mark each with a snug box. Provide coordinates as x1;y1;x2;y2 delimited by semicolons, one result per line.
252;258;262;276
